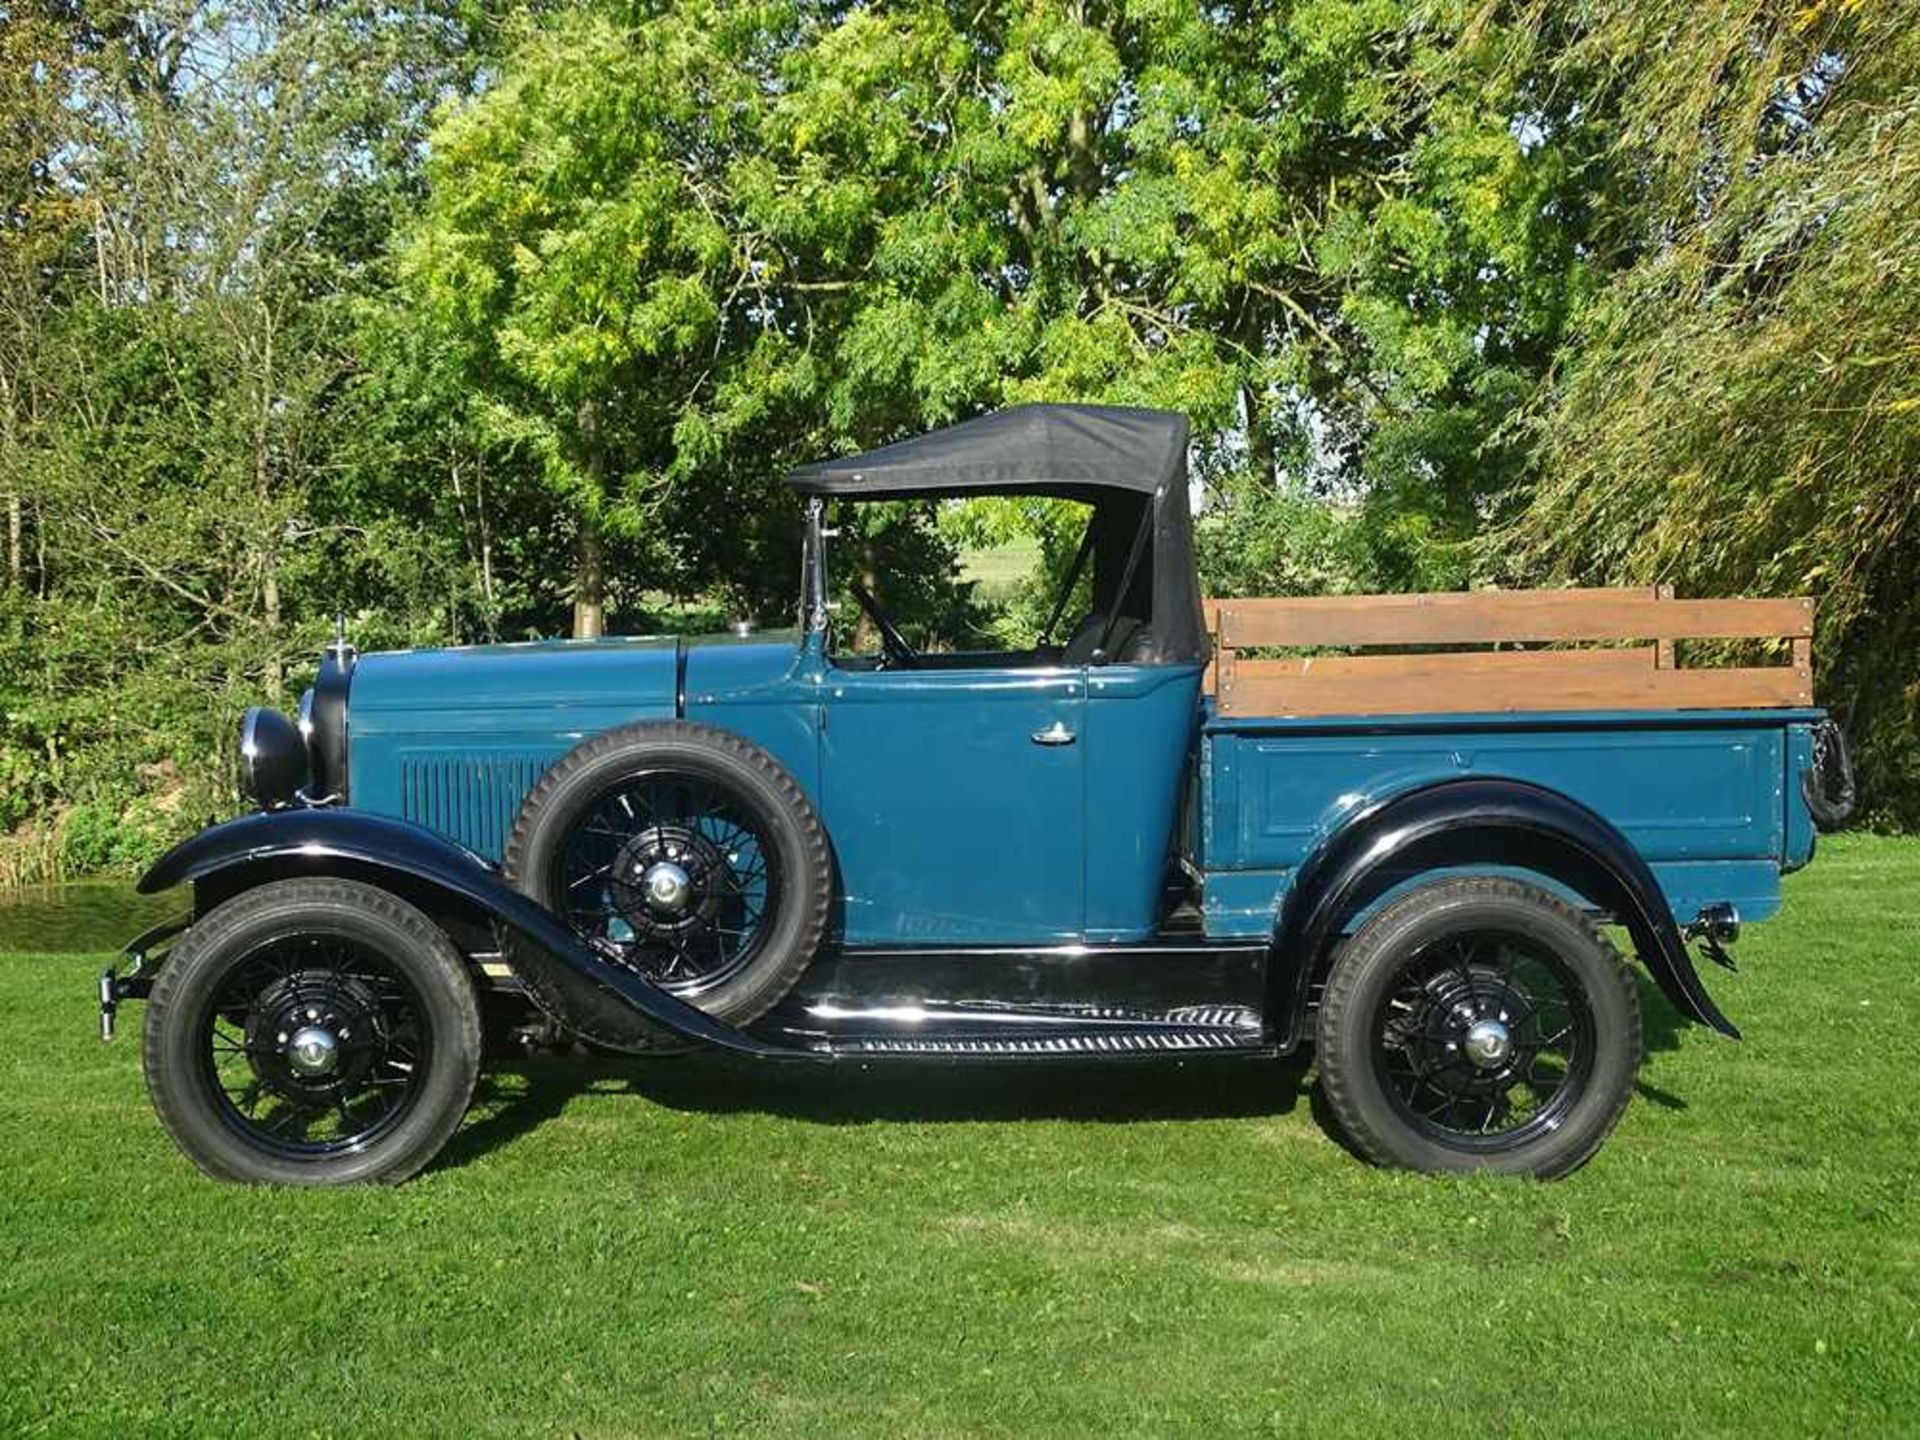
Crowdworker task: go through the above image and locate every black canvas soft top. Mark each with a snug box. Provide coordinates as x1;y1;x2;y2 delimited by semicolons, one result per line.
785;404;1186;498
788;404;1208;667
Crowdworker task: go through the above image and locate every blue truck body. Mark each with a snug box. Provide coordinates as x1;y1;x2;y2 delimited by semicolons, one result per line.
345;632;1821;953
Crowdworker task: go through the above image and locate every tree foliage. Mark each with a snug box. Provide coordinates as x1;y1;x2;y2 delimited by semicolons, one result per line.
1497;0;1920;825
2;0;1916;880
0;0;506;877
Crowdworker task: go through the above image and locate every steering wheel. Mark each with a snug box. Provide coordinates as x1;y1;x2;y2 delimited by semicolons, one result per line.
849;582;919;667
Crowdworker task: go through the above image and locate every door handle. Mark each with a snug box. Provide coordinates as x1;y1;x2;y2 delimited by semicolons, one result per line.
1030;721;1076;746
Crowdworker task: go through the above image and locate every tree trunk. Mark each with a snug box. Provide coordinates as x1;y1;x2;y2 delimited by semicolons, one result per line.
1243;384;1276;488
476;460;496;630
573;397;608;639
262;565;283;700
573;523;605;639
1;361;21;588
255;306;282;699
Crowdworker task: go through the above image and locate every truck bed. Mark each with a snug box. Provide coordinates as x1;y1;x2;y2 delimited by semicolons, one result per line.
1206;587;1814;716
1194;588;1822;940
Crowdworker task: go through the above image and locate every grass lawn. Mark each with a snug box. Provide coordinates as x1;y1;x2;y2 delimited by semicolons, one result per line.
3;835;1916;1436
959;535;1043;606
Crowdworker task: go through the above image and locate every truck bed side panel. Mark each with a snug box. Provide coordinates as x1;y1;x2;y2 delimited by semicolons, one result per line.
1200;710;1819;939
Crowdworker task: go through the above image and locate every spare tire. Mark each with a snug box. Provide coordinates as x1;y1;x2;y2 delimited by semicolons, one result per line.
501;721;832;1051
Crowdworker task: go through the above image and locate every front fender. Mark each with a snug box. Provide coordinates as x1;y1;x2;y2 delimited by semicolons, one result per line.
140;808;813;1061
1273;777;1737;1043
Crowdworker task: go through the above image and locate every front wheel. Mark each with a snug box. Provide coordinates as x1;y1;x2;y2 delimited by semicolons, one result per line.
143;879;482;1185
1315;877;1642;1179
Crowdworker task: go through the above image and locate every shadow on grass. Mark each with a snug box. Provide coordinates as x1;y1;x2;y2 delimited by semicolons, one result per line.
1633;971;1697;1111
435;1052;1316;1171
437;967;1704;1171
1636;971;1693;1055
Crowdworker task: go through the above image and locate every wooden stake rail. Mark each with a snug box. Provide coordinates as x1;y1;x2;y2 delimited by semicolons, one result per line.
1204;586;1814;718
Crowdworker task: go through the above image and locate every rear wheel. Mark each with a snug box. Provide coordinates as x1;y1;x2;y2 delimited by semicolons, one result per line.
143;879;481;1186
1315;877;1641;1178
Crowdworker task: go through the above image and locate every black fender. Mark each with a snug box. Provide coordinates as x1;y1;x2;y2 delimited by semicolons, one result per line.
139;808;817;1061
1272;777;1738;1043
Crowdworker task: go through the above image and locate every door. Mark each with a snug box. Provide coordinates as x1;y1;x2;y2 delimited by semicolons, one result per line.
820;666;1085;945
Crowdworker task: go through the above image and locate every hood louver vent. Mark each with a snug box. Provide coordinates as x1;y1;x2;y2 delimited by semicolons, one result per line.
400;755;552;859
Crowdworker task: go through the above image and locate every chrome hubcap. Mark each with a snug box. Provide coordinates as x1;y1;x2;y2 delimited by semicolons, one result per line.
1462;1017;1512;1070
640;860;693;915
286;1024;340;1078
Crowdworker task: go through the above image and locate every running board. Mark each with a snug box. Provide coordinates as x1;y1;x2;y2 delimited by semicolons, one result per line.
830;1024;1265;1058
749;938;1274;1058
752;993;1271;1059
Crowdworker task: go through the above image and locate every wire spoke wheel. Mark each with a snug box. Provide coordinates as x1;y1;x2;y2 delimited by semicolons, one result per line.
503;722;831;1044
1316;877;1640;1178
1372;929;1594;1150
144;879;482;1186
197;933;433;1158
550;769;782;997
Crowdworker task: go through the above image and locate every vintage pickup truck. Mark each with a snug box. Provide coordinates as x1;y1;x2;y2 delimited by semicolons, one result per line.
103;405;1853;1184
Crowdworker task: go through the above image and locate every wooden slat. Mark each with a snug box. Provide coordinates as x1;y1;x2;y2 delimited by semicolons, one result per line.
1228;647;1656;685
1205;587;1642;647
1199;593;1655;696
1217;591;1815;649
1218;663;1812;718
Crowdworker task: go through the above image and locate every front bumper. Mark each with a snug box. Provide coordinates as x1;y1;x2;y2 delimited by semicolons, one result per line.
98;915;188;1041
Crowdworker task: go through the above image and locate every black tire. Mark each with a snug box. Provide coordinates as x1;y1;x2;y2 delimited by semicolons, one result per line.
1315;877;1641;1179
501;720;831;1050
143;878;482;1186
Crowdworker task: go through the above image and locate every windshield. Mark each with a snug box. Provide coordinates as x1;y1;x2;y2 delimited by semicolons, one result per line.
803;497;1118;669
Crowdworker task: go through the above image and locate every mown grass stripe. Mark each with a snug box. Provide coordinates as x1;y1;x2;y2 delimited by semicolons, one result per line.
1;834;1915;1436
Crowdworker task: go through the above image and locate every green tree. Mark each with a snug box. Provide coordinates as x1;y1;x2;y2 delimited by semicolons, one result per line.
406;2;793;636
0;0;89;595
1499;0;1920;826
786;0;1616;604
412;0;1609;613
0;0;510;877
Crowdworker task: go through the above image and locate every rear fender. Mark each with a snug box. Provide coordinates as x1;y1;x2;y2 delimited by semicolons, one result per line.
139;808;813;1061
1271;777;1738;1044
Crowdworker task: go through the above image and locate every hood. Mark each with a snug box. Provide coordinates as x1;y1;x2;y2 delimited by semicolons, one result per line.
349;634;683;735
348;628;807;730
337;628;805;862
